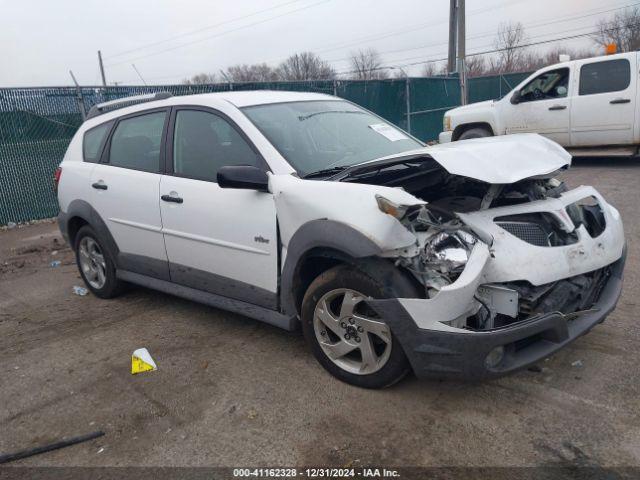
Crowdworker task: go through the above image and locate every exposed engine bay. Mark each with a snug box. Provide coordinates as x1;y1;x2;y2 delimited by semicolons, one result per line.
338;155;612;332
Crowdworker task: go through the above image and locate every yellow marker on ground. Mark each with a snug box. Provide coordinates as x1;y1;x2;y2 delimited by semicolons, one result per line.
131;348;157;374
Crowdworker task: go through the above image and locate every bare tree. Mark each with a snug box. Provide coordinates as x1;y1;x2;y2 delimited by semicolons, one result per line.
276;52;336;81
349;48;389;80
420;61;448;77
225;63;278;82
488;22;528;74
465;56;487;77
520;46;596;71
593;7;640;52
183;73;217;85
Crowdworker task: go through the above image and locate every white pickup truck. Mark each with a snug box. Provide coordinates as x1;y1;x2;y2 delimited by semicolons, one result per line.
439;51;639;156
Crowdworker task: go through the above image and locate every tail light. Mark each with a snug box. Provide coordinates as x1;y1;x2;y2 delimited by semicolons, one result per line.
54;166;62;195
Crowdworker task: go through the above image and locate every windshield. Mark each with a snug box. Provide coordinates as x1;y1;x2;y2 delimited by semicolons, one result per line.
242;100;423;176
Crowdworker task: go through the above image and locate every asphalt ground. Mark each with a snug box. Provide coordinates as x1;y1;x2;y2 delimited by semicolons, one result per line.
0;158;638;470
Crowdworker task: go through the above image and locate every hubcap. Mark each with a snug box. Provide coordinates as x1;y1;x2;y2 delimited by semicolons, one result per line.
78;237;107;289
313;288;392;375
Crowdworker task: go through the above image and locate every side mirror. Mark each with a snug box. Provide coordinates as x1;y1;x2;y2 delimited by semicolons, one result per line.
217;165;269;192
510;90;521;104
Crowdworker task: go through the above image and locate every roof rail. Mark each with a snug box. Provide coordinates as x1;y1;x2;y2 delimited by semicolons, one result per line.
86;92;172;120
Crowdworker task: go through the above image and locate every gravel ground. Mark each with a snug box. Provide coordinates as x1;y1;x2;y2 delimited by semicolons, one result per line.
0;158;639;469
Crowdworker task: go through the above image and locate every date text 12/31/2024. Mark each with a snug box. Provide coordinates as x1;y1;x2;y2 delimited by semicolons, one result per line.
233;468;401;478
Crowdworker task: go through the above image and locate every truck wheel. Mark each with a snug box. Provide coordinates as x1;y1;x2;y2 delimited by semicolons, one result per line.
74;225;125;299
458;127;492;140
301;264;412;389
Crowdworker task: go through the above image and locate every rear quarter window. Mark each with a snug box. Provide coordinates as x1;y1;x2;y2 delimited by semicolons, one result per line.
82;122;112;162
579;59;630;96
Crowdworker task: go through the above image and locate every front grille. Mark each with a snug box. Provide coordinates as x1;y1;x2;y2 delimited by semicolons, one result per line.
496;221;550;247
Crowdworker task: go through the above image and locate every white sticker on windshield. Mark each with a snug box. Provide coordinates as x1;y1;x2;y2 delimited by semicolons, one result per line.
369;123;408;142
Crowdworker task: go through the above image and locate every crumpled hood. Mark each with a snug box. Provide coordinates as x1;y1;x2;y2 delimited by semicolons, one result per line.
371;133;571;184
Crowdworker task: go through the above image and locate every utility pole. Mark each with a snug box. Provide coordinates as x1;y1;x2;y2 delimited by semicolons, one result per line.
69;70;86;121
98;50;107;87
132;64;147;86
457;0;468;105
447;0;458;74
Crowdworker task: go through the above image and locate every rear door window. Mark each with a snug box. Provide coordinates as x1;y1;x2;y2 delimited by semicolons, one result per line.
108;111;167;172
83;122;112;162
579;59;630;96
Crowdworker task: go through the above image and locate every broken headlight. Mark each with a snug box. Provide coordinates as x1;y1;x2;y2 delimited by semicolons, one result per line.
375;194;411;220
422;230;476;278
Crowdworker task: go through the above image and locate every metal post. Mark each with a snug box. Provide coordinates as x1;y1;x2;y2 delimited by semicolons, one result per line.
132;64;147;86
69;70;86;121
406;76;411;135
448;0;458;74
98;50;107;87
457;0;467;105
220;70;233;90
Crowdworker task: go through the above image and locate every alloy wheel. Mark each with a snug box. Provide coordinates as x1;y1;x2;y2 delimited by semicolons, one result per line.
78;237;107;289
313;288;392;375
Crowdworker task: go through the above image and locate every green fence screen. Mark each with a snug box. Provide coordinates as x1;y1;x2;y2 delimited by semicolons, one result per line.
0;72;532;225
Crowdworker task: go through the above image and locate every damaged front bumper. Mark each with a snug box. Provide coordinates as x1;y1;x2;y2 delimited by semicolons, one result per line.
369;186;626;380
370;249;624;379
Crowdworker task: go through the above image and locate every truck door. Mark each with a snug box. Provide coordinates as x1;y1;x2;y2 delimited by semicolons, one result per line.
570;55;636;146
502;66;571;146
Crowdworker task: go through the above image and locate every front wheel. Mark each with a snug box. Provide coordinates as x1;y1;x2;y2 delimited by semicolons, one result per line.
301;265;411;389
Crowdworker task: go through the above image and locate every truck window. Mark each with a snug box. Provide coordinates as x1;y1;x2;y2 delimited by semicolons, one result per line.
519;68;569;102
579;59;630;96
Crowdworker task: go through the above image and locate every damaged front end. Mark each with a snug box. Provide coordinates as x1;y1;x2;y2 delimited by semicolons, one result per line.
354;153;625;379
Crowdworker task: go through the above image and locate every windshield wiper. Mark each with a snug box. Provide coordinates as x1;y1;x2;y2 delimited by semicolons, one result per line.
298;110;366;121
302;166;349;179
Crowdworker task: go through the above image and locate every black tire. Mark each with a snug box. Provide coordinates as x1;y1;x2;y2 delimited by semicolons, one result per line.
301;264;415;389
458;127;492;141
74;225;124;299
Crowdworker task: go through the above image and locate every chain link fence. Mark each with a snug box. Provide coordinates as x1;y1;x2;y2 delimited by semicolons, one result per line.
0;73;531;225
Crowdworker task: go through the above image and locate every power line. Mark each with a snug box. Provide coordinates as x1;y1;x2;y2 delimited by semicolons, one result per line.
259;0;531;66
364;21;618;71
105;0;303;60
129;0;637;83
333;21;639;77
111;0;526;71
105;0;331;67
323;1;640;66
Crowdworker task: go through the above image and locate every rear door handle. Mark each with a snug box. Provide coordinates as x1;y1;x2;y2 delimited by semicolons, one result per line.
548;105;567;111
161;194;183;204
610;98;630;104
91;182;108;190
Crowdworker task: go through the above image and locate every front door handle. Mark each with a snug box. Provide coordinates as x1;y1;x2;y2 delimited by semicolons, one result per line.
548;105;567;111
91;182;108;190
610;98;631;104
161;194;183;204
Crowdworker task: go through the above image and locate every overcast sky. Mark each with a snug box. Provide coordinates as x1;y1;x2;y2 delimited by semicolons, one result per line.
0;0;631;87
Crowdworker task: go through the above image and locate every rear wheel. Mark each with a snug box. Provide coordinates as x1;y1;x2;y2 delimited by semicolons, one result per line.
75;225;124;299
458;127;492;140
301;265;411;389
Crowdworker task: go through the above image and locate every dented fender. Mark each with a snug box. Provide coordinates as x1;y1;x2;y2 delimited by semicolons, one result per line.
269;174;425;316
270;174;422;255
